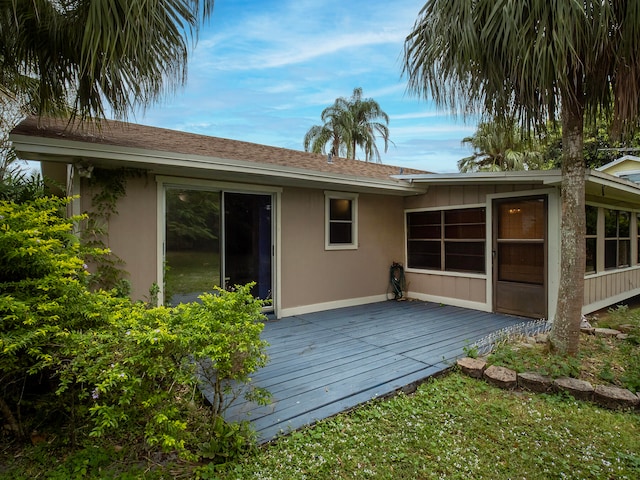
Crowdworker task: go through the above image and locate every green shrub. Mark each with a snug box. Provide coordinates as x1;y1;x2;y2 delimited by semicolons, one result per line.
1;197;270;461
0;196;100;436
0;171;46;203
488;343;581;378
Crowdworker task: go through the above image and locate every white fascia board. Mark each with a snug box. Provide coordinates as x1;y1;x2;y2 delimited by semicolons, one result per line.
608;169;640;177
586;169;640;195
596;155;640;172
10;134;426;195
391;168;640;197
392;170;563;185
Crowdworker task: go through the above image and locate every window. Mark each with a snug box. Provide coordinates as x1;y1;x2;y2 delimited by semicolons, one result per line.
325;192;358;249
604;208;630;269
585;205;598;273
407;207;485;273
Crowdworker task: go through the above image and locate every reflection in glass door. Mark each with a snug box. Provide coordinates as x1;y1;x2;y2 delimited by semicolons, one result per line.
164;188;221;305
163;187;273;307
224;193;272;300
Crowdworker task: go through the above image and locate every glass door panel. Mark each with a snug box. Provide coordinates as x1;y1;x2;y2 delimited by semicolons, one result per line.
493;196;547;318
224;192;273;301
164;188;221;305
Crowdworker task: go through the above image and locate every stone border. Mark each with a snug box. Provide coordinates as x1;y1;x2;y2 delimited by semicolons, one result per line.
457;324;640;410
456;356;640;410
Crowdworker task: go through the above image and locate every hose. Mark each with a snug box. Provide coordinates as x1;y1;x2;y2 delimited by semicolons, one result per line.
389;262;406;300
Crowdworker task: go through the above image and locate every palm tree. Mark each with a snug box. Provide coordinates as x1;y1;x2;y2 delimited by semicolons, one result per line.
404;0;640;355
459;119;544;172
0;0;214;121
304;87;391;163
348;87;391;163
303;101;352;159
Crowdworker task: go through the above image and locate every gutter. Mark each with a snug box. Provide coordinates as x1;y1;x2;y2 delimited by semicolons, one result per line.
10;134;427;196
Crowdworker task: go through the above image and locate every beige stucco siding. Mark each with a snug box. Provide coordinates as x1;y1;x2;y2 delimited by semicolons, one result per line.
280;188;404;311
81;174;157;301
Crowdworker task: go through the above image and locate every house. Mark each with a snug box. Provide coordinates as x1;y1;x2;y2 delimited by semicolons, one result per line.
596;154;640;182
10;116;640;320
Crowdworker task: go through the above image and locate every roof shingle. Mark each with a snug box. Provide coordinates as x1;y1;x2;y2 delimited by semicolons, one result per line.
12;116;428;181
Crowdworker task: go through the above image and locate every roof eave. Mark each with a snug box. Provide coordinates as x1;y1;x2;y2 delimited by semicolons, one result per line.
391;170;564;185
10;134;427;196
586;169;640;196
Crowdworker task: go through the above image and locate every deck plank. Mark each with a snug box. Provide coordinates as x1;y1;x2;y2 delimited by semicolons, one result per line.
210;300;526;442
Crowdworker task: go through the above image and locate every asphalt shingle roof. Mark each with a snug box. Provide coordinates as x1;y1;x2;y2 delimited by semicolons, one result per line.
12;116;428;181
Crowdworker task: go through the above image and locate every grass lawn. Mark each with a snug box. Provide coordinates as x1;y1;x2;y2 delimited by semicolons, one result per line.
3;305;640;479
165;250;220;300
204;374;639;479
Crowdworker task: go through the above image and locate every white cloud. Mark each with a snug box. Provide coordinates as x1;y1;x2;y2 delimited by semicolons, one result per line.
140;0;475;173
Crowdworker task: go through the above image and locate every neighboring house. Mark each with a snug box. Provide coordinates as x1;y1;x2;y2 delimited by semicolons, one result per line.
597;154;640;183
10;117;640;320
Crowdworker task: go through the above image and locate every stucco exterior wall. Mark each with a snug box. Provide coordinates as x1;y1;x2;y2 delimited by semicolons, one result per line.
81;173;157;301
280;188;404;313
76;171;640;319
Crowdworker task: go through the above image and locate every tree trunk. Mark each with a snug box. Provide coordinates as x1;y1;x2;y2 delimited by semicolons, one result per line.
550;98;586;355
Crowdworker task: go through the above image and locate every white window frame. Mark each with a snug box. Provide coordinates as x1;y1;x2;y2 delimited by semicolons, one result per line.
156;176;282;315
325;191;358;250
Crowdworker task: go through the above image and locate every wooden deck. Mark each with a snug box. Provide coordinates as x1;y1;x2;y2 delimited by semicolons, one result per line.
216;300;526;442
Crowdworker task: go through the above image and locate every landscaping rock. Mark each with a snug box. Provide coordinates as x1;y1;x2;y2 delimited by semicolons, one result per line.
580;327;595;335
593;385;640;410
594;327;621;338
484;365;517;389
518;372;554;393
553;377;594;401
617;333;629;340
534;333;548;344
457;357;486;378
618;324;634;333
580;315;592;329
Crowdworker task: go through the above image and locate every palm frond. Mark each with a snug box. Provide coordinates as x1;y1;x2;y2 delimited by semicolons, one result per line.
0;0;214;121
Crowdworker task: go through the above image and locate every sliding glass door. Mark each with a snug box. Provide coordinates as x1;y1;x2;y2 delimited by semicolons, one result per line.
164;187;273;306
165;188;221;305
224;192;272;300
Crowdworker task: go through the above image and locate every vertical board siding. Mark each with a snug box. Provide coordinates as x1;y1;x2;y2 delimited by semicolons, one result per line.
584;268;640;308
404;272;486;304
403;184;541;308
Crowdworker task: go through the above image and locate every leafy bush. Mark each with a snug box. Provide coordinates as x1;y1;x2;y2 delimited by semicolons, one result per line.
0;170;46;203
1;197;269;461
0;196;98;437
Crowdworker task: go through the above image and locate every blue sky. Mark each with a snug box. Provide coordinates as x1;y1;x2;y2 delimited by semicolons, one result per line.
138;0;477;173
